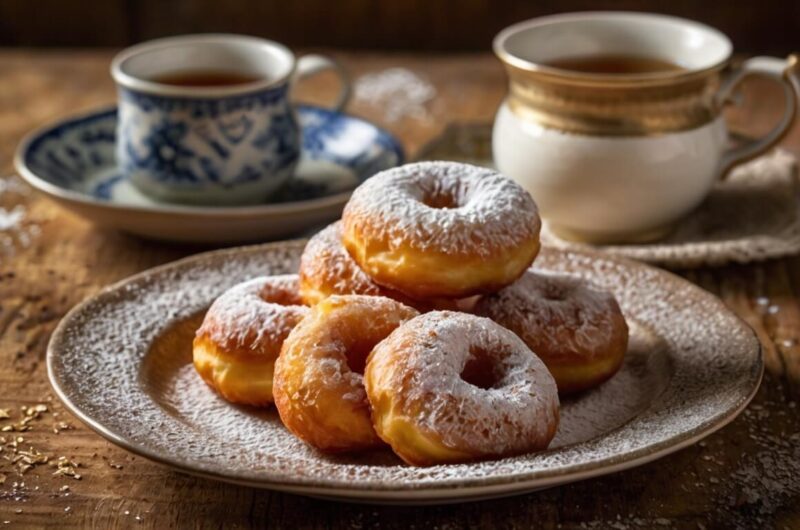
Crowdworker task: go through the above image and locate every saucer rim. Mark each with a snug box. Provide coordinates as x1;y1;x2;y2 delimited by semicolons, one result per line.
14;104;404;217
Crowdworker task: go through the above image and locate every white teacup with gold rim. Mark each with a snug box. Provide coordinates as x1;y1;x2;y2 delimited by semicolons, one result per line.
493;12;799;244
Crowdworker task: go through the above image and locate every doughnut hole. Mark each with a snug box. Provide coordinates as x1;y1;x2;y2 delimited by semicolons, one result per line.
420;187;460;209
460;346;503;390
258;281;302;306
335;332;376;375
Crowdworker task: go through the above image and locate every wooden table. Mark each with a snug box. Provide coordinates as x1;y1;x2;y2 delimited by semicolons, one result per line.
1;50;799;529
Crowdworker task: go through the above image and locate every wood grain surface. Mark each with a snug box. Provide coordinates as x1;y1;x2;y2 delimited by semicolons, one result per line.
0;50;799;529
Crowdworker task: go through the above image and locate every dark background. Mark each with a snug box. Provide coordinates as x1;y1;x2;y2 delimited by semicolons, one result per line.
0;0;798;54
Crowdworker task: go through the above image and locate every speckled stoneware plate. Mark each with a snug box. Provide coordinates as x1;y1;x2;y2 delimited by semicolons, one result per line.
47;241;762;504
15;106;403;243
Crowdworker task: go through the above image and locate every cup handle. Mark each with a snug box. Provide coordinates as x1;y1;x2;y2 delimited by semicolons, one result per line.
293;54;351;112
716;54;800;178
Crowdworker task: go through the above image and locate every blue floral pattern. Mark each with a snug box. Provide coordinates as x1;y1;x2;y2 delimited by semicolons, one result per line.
22;106;403;205
117;85;301;200
125;119;199;182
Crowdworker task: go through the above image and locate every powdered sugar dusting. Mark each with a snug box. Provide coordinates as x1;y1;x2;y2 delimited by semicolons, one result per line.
273;295;419;451
342;161;540;258
475;271;628;364
554;321;671;446
48;242;761;499
299;222;383;300
368;311;559;457
299;222;473;310
277;295;417;410
354;68;436;123
0;174;39;255
197;274;308;354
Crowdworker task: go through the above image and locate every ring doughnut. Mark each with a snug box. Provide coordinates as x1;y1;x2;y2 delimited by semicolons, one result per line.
193;275;309;407
475;271;629;394
341;161;541;299
365;311;559;466
273;295;419;452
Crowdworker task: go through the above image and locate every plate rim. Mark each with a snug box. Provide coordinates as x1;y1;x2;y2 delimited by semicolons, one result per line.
46;241;763;501
14;105;404;218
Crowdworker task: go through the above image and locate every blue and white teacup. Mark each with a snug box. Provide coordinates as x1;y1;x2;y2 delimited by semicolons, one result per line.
111;34;350;205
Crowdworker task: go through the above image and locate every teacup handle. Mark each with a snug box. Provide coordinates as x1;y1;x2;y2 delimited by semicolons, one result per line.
294;54;351;112
716;54;800;178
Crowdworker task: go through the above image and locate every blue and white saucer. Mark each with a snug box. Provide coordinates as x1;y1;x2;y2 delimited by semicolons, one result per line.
15;105;403;243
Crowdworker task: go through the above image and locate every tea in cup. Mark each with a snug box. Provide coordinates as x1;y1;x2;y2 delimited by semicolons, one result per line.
493;12;799;243
112;34;350;205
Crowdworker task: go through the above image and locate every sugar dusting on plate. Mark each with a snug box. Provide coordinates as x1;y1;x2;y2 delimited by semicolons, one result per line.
47;241;761;499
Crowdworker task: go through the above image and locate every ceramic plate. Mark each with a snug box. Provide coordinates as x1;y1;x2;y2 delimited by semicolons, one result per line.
47;241;762;504
15;106;403;243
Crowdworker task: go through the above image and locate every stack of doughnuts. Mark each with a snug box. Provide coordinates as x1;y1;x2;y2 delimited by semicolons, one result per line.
193;161;628;466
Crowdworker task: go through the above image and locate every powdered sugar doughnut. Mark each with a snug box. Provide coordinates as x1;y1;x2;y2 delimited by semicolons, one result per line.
365;311;559;466
299;222;475;311
475;271;629;394
274;295;418;452
341;161;541;299
299;222;415;306
193;275;309;407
